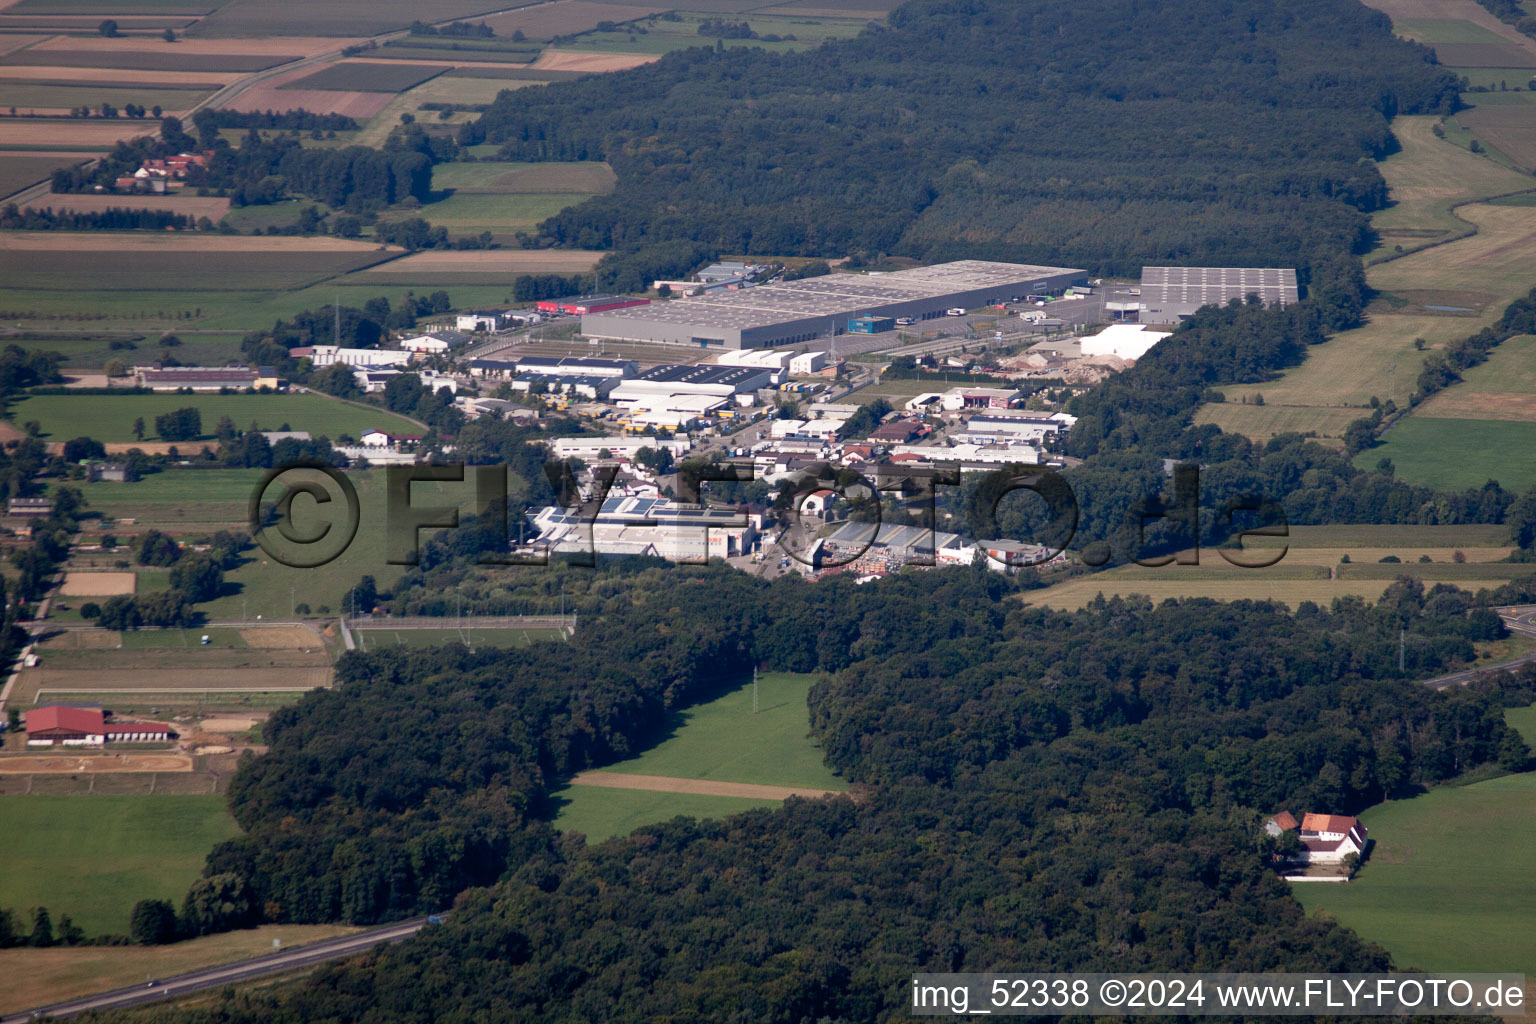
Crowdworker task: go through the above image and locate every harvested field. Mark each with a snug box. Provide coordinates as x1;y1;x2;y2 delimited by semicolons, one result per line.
0;248;398;291
1418;391;1536;420
569;770;838;800
1363;0;1536;54
2;48;297;72
481;1;662;42
221;79;396;118
239;625;319;649
0;151;84;199
41;629;122;649
0;33;49;55
530;49;659;71
20;192;230;219
59;570;134;596
0;65;237;84
25;34;353;55
1458;104;1536;168
0;118;156;147
0;753;191;773
188;0;520;37
1432;41;1536;65
355;248;604;278
5;0;218;12
280;60;444;93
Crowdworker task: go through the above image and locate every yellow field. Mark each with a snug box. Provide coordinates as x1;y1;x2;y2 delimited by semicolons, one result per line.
1027;567;1517;611
1199;198;1536;441
531;49;660;71
0;925;359;1017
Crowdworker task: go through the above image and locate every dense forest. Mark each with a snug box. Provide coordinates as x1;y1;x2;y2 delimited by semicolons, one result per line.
463;0;1454;291
86;562;1532;1022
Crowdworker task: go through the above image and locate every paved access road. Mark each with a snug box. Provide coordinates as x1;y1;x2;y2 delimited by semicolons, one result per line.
0;917;432;1023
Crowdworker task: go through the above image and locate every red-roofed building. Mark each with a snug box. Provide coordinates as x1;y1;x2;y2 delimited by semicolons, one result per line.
1268;810;1368;866
24;706;170;747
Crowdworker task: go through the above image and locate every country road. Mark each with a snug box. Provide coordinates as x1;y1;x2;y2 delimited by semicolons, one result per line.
0;917;433;1023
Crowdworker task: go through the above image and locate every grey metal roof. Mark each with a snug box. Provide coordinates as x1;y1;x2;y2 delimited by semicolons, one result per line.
586;260;1084;332
1140;266;1298;306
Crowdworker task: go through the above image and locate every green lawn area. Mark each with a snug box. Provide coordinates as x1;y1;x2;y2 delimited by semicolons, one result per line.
1395;18;1513;44
11;393;420;443
587;672;846;790
1294;770;1536;977
378;193;593;238
552;672;845;842
1357;417;1536;493
552;788;782;843
1506;700;1536;746
15;334;246;371
0;796;239;938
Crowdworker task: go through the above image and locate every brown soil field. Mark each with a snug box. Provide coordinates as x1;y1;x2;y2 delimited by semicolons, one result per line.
0;119;156;148
239;625;319;649
531;49;659;71
0;32;48;55
0;752;191;773
1417;390;1536;420
1459;106;1536;169
26;34;361;56
59;571;135;596
1363;0;1536;54
0;66;237;84
197;716;256;731
356;248;604;274
571;770;838;800
481;1;664;42
0;230;398;251
222;66;395;117
21;192;231;219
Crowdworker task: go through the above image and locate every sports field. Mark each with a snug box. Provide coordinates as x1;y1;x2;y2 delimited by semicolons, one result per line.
352;626;567;650
0;795;239;936
553;671;845;841
0;924;358;1018
9;392;421;442
1293;770;1536;978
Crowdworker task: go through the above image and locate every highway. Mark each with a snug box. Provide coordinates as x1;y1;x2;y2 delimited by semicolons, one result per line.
0;917;432;1023
1422;605;1536;689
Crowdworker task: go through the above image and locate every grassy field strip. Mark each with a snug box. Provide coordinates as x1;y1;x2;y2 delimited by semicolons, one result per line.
1294;767;1536;979
11;393;422;442
553;672;845;841
1026;574;1520;611
0;924;360;1017
0;795;239;936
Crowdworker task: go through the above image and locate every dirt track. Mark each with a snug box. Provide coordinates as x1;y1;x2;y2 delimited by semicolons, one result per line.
59;571;135;597
569;771;840;800
0;753;191;773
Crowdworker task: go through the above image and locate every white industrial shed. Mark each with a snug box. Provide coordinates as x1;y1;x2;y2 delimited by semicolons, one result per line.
581;260;1085;350
1138;267;1298;324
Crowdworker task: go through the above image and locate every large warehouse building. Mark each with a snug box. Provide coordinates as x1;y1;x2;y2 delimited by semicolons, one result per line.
1138;267;1298;324
581;260;1085;350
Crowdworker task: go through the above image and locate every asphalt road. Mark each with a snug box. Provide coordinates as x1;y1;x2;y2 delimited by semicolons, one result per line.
0;917;431;1023
1421;605;1536;689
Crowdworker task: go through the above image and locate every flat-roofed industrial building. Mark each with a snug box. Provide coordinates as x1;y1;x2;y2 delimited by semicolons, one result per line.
1138;267;1298;324
581;260;1085;350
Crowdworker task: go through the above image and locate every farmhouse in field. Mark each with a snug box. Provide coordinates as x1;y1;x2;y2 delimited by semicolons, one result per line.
8;497;51;517
1266;810;1369;872
136;366;284;391
24;706;171;747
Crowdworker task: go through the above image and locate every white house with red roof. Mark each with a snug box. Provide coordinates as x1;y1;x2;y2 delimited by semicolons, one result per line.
1266;810;1369;865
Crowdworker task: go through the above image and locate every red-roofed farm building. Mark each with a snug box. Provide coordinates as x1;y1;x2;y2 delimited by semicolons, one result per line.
24;706;171;747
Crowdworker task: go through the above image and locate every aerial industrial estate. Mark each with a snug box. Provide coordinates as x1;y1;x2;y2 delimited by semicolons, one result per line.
0;0;1533;1019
